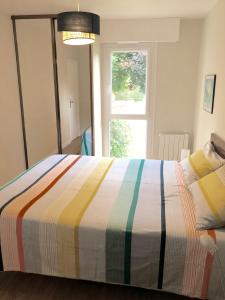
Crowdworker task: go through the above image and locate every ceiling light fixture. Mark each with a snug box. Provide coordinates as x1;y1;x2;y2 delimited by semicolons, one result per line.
57;2;100;46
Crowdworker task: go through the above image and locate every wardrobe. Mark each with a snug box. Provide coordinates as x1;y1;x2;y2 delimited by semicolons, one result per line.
12;15;94;168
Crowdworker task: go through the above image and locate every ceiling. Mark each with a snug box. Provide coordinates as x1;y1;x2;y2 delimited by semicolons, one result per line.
0;0;218;19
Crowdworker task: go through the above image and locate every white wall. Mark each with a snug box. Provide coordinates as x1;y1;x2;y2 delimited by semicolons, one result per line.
101;18;180;43
194;0;225;149
0;15;25;185
153;19;203;157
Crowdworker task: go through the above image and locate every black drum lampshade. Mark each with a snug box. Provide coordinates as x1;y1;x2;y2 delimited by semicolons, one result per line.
57;11;100;45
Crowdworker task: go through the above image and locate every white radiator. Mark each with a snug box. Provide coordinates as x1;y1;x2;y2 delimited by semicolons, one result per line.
158;133;189;161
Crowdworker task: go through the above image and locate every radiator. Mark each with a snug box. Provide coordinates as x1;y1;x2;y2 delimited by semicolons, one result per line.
158;133;189;161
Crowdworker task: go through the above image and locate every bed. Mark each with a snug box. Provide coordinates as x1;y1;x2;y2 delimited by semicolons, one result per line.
0;133;225;299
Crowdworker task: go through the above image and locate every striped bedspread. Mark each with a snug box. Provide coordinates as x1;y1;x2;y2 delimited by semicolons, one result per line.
0;155;225;299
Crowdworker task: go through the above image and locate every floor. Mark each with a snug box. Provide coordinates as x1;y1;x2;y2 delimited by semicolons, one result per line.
63;136;82;155
0;272;192;300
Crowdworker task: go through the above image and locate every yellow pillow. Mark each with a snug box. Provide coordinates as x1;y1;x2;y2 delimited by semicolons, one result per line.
180;142;225;185
190;165;225;230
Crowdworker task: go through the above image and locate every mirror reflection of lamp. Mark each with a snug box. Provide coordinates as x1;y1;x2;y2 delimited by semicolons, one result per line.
57;2;100;46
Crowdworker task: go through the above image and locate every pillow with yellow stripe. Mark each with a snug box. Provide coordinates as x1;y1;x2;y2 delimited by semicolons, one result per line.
180;142;225;186
190;165;225;230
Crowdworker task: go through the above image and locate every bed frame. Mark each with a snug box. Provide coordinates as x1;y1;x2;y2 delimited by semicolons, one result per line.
211;133;225;158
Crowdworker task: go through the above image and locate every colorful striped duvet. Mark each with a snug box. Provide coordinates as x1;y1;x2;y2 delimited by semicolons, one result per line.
0;155;225;299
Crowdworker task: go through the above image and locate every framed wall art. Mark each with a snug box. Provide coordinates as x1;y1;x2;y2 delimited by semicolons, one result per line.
203;74;216;114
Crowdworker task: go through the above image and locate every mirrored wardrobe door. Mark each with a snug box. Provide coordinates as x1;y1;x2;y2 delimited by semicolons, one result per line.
16;19;59;166
55;20;93;155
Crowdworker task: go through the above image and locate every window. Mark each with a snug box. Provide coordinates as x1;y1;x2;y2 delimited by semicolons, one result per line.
102;44;156;159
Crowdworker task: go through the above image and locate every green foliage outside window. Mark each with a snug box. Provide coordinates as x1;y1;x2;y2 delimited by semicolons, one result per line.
110;51;146;157
110;120;131;158
112;51;146;101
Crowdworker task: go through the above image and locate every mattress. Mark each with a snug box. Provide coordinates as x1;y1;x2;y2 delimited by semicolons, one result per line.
0;154;225;299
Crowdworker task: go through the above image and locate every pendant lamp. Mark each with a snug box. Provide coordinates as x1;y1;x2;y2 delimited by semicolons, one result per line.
57;6;100;46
